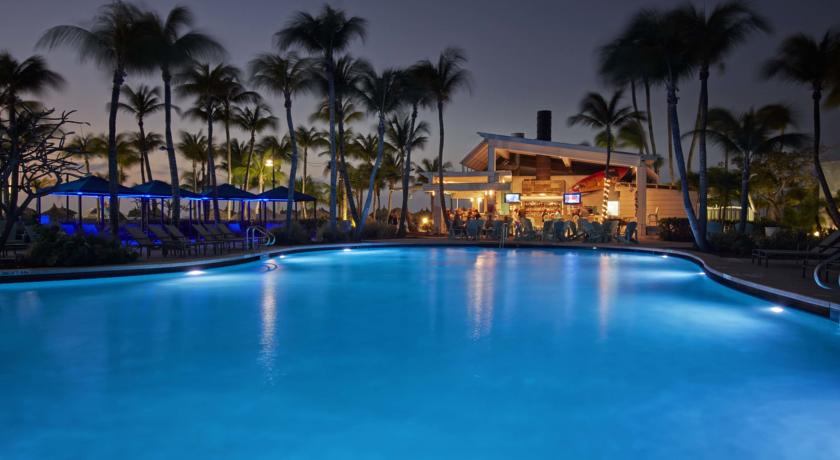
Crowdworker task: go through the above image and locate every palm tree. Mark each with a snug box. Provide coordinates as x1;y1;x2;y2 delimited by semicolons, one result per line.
276;5;367;230
567;90;639;219
64;133;101;174
216;74;259;187
234;103;277;190
704;105;807;233
354;66;404;236
415;47;471;232
293;126;327;216
413;157;451;211
177;130;207;192
677;1;769;237
127;130;163;182
143;5;224;224
116;84;164;183
178;62;238;222
249;51;312;231
39;1;152;235
762;29;840;228
395;65;432;236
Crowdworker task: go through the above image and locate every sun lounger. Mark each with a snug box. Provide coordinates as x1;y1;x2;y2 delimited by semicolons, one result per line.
752;230;840;267
123;226;162;258
192;224;227;253
210;223;247;249
148;224;192;256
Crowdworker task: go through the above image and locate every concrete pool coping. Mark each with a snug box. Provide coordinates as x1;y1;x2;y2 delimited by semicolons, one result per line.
1;240;837;321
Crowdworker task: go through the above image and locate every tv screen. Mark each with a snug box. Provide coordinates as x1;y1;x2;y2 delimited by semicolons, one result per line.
504;193;521;203
564;192;582;205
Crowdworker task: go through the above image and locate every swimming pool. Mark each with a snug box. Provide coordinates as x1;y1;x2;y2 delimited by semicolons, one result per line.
1;246;839;459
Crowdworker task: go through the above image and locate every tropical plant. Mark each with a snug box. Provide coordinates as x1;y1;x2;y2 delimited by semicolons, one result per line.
704;105;808;233
249;51;312;232
64;133;101;174
293;126;327;214
567;90;639;219
234;103;276;190
39;1;153;235
177;130;207;191
414;47;471;232
762;29;840;227
276;5;367;230
143;5;225;224
216;72;259;188
387;110;430;234
116;84;164;183
126;130;163;182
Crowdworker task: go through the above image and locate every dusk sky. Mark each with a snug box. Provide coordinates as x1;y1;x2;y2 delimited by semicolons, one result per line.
3;0;840;208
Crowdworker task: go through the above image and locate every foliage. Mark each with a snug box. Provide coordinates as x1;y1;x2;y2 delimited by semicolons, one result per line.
707;231;755;256
360;220;397;240
270;220;311;245
657;217;694;242
753;228;818;251
25;226;137;267
316;223;350;243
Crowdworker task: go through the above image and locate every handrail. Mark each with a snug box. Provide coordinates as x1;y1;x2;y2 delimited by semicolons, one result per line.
813;251;840;289
499;223;509;249
246;225;275;251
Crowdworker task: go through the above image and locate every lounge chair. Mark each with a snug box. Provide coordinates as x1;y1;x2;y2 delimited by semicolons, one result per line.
123;226;162;258
752;230;840;267
148;224;192;256
192;224;227;253
210;223;247;249
616;222;638;244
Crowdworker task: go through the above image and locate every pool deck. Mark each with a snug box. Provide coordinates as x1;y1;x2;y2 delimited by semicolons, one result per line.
2;237;838;320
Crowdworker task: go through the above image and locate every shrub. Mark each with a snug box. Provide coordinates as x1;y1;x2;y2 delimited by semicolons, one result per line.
316;224;350;243
271;221;312;245
360;221;397;240
754;229;818;251
26;226;138;267
658;217;694;242
708;231;755;256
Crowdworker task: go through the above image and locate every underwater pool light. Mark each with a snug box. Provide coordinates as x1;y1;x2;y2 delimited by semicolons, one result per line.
770;306;784;314
343;248;352;252
186;270;206;276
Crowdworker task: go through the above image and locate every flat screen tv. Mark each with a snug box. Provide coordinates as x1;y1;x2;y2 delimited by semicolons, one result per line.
564;192;582;205
504;193;521;204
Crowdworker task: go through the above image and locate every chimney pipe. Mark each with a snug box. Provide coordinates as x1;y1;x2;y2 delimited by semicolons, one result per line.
537;110;551;141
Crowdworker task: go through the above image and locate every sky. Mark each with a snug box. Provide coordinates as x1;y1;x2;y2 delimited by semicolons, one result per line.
3;0;839;211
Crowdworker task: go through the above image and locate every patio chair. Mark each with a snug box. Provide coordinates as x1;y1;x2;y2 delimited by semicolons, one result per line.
602;220;619;243
210;223;248;249
553;220;567;242
752;230;840;267
516;218;537;240
488;220;506;240
580;220;604;243
648;206;659;226
465;219;483;240
148;224;192;257
123;226;163;258
449;218;466;239
192;224;227;253
615;221;638;244
542;220;554;241
566;220;582;241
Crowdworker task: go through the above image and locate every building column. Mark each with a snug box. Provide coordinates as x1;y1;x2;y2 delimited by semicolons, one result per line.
431;192;441;234
487;144;496;181
636;164;647;237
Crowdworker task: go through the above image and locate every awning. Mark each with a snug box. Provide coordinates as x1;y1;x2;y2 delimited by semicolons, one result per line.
202;183;258;201
131;180;203;200
571;167;630;193
46;175;140;197
257;186;317;202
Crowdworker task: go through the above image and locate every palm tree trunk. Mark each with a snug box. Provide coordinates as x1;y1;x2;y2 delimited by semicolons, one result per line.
398;105;418;237
301;147;308;218
601;129;613;220
224;109;233;220
357;114;388;238
327;64;338;230
644;78;657;159
107;69;124;236
138;118;149;183
667;102;675;185
697;69;710;240
738;154;750;233
337;107;360;225
206;102;220;223
436;100;449;233
284;95;300;234
667;78;708;251
243;130;256;190
812;89;840;227
163;72;180;225
686;93;703;173
630;79;648;155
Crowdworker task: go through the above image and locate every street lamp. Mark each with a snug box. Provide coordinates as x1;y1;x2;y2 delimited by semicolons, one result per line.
265;158;276;220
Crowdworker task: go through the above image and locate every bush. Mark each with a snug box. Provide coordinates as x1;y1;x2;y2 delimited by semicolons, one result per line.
708;231;755;256
360;220;397;240
271;221;312;245
658;217;694;242
316;224;350;243
754;228;818;251
26;226;138;267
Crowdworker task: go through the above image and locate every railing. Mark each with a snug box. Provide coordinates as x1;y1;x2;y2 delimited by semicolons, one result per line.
813;251;840;289
499;223;509;249
246;225;275;251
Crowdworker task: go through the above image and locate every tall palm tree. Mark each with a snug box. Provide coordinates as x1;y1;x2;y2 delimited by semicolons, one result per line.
234;103;277;190
64;133;101;174
177;130;207;192
143;5;224;224
354;66;404;237
178;62;238;223
127;130;163;182
677;1;769;237
415;47;471;232
0;51;63;242
249;51;312;231
116;84;164;183
39;1;152;235
293;126;327;215
413;157;452;211
216;73;259;187
395;65;432;236
704;105;807;233
762;29;840;228
92;133;139;185
276;5;367;230
567;90;638;219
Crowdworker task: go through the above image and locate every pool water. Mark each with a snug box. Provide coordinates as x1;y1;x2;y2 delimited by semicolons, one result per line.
2;247;839;459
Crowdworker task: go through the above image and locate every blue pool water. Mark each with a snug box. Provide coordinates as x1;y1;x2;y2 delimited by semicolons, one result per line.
2;247;840;459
